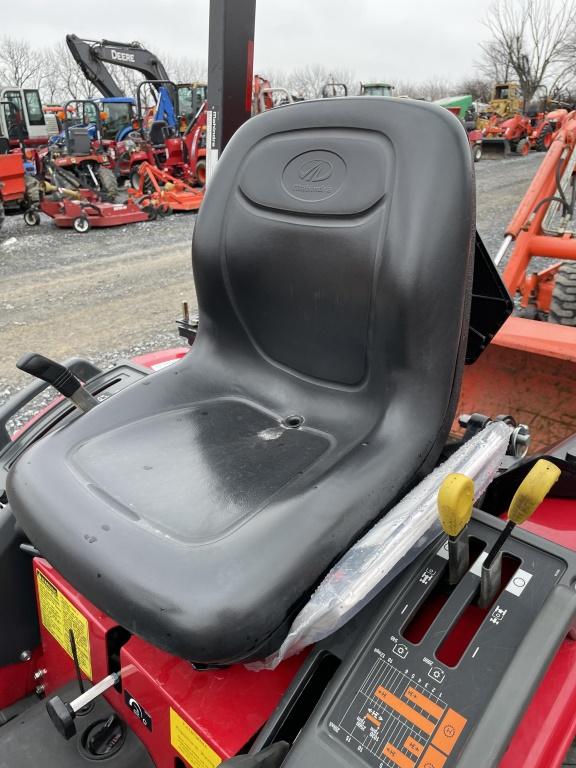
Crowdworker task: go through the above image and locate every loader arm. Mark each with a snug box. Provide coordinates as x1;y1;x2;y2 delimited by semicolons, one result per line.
66;34;171;98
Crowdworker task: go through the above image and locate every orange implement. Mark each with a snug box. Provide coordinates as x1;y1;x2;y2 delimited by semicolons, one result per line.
129;161;204;212
459;114;576;451
458;322;576;453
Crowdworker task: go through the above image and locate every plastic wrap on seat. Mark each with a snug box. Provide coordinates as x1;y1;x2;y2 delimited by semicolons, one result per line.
251;421;512;670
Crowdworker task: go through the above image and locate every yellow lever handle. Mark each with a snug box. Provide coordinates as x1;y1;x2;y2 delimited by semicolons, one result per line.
508;459;561;525
438;473;474;537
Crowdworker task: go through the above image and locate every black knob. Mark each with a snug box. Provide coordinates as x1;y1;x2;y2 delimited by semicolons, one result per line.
46;695;76;740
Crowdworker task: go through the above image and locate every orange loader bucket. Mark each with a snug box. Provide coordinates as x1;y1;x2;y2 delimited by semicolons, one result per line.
457;317;576;453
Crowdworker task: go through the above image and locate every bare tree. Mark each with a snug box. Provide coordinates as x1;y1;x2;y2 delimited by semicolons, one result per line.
276;65;354;100
454;77;494;103
160;53;207;84
0;36;43;88
480;0;576;103
389;78;453;101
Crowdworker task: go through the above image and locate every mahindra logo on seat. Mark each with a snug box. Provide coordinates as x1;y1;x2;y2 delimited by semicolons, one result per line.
111;49;136;63
298;159;333;182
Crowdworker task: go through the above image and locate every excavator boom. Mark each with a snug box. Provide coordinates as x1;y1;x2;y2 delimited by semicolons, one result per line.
66;34;171;98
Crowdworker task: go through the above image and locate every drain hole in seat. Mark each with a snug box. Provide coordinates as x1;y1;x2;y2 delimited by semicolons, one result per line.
282;414;304;429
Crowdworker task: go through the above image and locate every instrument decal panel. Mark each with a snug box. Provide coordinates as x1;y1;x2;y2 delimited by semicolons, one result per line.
327;519;566;767
328;650;466;767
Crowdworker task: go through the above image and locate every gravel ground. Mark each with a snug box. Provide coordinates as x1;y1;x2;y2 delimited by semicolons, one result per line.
1;205;197;421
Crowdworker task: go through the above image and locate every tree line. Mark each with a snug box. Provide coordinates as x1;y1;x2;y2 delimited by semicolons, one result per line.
1;0;575;107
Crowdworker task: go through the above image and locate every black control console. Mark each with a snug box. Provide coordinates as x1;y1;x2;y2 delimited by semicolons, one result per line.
274;510;576;768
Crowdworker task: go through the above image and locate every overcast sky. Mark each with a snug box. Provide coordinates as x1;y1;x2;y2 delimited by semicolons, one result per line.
3;0;493;82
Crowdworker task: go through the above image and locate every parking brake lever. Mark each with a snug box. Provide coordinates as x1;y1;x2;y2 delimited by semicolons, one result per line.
17;352;98;413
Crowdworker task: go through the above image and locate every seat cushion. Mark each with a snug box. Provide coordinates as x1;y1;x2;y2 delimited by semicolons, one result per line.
72;399;330;544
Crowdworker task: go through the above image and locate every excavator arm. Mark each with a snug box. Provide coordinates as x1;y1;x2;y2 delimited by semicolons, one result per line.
66;34;171;98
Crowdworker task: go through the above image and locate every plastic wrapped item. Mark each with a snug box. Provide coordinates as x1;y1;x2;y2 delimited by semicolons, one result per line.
250;421;512;670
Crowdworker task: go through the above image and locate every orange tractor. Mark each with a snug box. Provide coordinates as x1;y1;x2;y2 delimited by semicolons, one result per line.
459;111;576;451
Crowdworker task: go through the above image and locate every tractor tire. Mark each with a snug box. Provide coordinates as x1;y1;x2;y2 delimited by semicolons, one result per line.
516;138;530;157
472;145;482;163
97;166;119;202
54;168;81;190
549;262;576;326
0;199;4;232
129;165;143;190
24;175;41;205
536;125;553;152
195;159;207;188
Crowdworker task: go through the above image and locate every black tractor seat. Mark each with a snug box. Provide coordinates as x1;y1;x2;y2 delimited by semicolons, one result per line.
7;97;475;666
148;119;169;147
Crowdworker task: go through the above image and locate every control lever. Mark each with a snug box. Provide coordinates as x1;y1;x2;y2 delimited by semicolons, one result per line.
17;352;98;413
46;672;120;739
437;473;474;584
479;459;561;608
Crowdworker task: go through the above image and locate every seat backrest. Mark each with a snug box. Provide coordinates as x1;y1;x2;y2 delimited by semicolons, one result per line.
149;120;168;146
68;127;92;156
192;98;474;425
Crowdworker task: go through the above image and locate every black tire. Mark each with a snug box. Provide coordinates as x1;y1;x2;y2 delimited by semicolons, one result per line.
24;175;41;205
54;168;81;190
472;144;482;162
73;215;91;234
96;166;119;202
195;159;206;188
516;138;530;156
535;124;553;152
23;209;41;227
0;199;4;232
129;165;143;190
549;263;576;326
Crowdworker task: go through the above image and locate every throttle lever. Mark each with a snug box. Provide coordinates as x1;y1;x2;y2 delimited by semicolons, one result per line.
17;352;98;413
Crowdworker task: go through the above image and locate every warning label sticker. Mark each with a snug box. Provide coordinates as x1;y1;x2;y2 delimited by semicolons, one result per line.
170;708;222;768
36;569;93;680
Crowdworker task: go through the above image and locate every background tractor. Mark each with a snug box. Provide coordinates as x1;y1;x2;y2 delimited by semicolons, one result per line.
360;81;395;96
39;99;118;200
0;86;59;148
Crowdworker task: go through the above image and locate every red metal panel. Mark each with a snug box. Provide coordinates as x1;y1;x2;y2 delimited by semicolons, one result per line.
31;559;305;766
33;558;117;694
0;153;26;202
0;648;43;709
500;496;576;768
131;348;189;370
116;637;305;767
